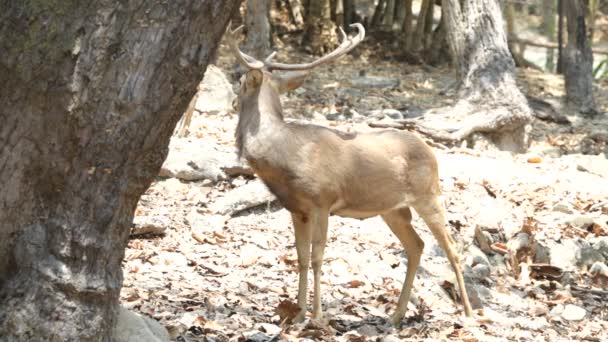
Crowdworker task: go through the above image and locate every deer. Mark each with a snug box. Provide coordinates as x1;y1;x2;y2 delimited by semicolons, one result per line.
226;23;473;326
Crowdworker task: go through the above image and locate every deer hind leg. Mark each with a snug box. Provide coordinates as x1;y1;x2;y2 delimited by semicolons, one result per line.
310;209;329;319
382;207;424;326
413;197;473;317
291;212;312;322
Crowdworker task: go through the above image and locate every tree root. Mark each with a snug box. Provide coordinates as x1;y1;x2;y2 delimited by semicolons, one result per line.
369;99;532;152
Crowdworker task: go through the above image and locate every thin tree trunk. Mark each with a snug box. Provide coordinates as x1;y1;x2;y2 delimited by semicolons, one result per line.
344;0;354;26
413;0;432;50
0;0;239;340
557;0;565;73
304;0;337;55
423;0;435;49
382;0;396;31
564;0;596;114
244;0;272;59
542;0;556;72
402;0;414;49
372;0;387;29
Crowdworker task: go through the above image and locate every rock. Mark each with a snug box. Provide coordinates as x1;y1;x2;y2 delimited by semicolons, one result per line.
113;307;170;342
242;330;271;342
474;225;493;254
540;147;562;159
382;335;402;342
471;263;491;279
589;129;608;142
325;112;341;121
467;244;490;267
193;65;236;114
568;215;595;229
258;323;282;336
549;239;581;271
589;262;608;287
349;76;399;89
367;108;403;120
577;242;606;267
590;236;608;258
552;201;574;214
561;304;586;321
160;139;247;182
209;179;276;216
507;232;530;254
131;215;169;236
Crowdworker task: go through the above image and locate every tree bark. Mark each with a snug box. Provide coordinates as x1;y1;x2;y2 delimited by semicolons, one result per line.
0;0;239;340
433;0;532;151
244;0;273;59
401;0;414;49
557;0;565;73
412;0;433;51
564;0;596;114
542;0;556;72
304;0;337;55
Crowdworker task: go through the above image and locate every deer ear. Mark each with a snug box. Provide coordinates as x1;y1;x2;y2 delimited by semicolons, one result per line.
245;69;264;90
272;70;310;94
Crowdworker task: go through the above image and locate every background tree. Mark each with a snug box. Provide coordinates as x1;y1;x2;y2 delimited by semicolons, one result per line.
0;0;239;340
244;0;273;59
564;0;596;114
304;0;338;54
418;0;532;151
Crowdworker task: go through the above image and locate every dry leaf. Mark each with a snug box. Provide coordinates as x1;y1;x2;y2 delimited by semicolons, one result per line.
275;300;301;324
345;280;365;288
527;156;542;163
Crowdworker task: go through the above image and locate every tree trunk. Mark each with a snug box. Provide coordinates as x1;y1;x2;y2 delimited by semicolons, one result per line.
344;0;354;26
412;0;433;50
557;0;565;73
432;0;532;151
381;0;396;31
0;0;239;340
304;0;337;55
542;0;556;72
244;0;272;59
401;0;414;49
564;0;596;114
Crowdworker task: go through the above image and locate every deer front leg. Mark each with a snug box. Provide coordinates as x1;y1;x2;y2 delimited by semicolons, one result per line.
311;209;329;320
292;212;312;322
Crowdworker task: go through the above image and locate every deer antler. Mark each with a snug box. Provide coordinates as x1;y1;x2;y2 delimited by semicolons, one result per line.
228;22;365;71
264;23;365;71
226;22;265;69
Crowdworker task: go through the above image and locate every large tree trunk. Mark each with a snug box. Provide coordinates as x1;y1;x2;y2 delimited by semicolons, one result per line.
244;0;273;59
304;0;337;55
426;0;532;151
0;1;239;340
564;0;596;114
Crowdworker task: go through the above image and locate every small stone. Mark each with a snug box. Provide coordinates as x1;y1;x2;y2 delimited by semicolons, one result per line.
561;304;586;321
349;76;399;89
242;330;270;342
325;112;341;121
568;215;595;229
382;335;401;342
540;147;562;158
528;302;549;316
577;243;606;267
552;202;574;214
549;239;581;271
258;323;282;336
131;216;169;236
471;263;491;279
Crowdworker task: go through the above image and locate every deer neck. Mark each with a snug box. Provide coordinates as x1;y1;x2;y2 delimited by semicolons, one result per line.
236;84;285;159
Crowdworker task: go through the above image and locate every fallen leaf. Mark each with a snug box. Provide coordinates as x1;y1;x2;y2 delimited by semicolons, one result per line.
275;300;301;324
345;280;365;288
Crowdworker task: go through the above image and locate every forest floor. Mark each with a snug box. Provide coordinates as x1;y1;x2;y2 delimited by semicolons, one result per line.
121;33;608;342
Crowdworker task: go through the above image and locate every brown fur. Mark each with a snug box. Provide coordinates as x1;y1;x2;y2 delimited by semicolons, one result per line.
234;69;473;325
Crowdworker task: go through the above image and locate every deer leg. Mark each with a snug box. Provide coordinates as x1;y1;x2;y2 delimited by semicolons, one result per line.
382;207;424;326
414;198;473;317
310;209;329;320
292;212;312;322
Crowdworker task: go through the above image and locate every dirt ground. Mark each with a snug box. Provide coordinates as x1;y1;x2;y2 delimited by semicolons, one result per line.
121;29;608;342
